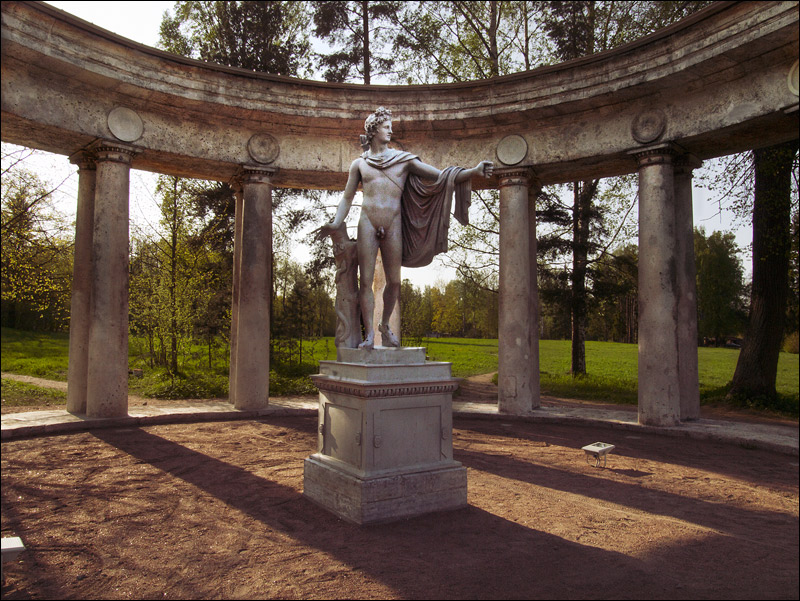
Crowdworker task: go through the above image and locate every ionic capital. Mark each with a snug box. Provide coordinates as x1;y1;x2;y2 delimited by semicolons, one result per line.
495;166;538;189
238;165;278;186
88;140;138;165
68;149;97;171
628;142;683;167
673;153;703;175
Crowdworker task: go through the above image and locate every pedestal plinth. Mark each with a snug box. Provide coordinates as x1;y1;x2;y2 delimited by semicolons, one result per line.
303;347;467;524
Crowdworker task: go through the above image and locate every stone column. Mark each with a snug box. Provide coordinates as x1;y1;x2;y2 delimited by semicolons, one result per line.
497;167;534;414
85;142;136;418
674;155;702;420
231;167;275;410
66;151;96;414
228;180;244;407
631;143;681;426
528;182;542;408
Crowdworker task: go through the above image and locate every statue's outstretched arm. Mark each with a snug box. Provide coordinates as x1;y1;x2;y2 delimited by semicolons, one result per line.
408;159;494;183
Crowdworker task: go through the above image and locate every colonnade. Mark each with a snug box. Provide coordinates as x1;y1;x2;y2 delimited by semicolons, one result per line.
65;138;701;427
65;144;276;417
495;144;702;426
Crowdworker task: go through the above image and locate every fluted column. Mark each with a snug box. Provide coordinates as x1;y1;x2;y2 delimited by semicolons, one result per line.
497;167;535;414
231;167;275;410
528;181;542;408
66;151;96;414
631;143;681;426
228;180;244;407
85;142;137;418
674;155;702;420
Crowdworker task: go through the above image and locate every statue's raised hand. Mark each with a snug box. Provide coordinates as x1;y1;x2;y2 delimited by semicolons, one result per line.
477;160;494;178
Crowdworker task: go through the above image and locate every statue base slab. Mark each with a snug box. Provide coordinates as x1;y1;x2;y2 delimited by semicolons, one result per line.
303;347;466;524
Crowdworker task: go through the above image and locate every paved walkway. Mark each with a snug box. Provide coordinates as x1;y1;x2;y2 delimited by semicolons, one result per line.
2;387;797;455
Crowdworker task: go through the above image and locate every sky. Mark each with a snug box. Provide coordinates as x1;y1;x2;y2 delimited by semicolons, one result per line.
18;2;755;284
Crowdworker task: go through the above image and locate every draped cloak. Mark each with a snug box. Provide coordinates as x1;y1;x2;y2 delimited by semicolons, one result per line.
361;149;471;268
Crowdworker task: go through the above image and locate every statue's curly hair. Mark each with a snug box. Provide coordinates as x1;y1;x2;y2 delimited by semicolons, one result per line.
360;107;392;150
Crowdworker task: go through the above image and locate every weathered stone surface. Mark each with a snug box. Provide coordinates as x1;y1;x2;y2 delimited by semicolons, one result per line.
305;354;465;523
335;346;426;365
304;458;467;525
497;168;536;414
2;2;797;187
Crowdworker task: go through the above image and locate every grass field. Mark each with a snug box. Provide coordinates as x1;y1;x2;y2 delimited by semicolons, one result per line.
2;328;797;415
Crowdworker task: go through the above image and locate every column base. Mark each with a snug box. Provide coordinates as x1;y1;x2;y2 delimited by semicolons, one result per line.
304;455;467;525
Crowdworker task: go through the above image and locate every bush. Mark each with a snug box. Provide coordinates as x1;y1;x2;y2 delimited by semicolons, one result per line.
783;331;799;354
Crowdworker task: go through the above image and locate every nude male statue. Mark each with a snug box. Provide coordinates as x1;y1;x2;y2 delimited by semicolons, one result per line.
316;107;494;350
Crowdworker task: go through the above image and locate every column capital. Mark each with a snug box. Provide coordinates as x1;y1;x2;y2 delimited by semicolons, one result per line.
238;165;278;185
88;140;138;165
495;166;537;189
68;149;97;170
628;142;683;167
673;153;703;175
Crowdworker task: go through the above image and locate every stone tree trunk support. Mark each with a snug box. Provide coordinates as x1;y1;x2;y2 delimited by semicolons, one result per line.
674;155;702;420
66;151;96;414
85;142;136;418
497;168;535;414
230;167;275;410
632;144;682;426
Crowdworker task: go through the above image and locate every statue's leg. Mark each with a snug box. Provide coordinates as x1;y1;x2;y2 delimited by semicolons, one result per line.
378;214;402;347
357;213;380;349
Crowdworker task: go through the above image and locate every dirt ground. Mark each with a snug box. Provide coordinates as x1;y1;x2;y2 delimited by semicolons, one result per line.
2;408;798;600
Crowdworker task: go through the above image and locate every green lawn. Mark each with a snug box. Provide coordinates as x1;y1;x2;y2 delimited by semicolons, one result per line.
2;328;797;415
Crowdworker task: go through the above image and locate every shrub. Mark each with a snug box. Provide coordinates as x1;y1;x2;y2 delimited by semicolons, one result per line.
783;331;799;354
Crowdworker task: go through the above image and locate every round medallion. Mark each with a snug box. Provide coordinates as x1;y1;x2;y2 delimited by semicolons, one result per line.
496;134;528;165
247;133;280;164
107;107;143;142
788;60;799;96
631;109;667;144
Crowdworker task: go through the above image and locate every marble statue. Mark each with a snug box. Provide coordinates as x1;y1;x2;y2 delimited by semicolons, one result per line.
315;107;494;350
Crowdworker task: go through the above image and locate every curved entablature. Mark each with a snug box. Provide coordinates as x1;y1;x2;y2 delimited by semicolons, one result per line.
1;1;798;188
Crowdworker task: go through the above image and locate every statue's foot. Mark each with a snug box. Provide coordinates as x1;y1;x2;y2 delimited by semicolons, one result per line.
358;333;374;350
378;323;400;347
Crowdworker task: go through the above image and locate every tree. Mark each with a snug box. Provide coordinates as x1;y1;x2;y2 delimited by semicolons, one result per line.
159;2;327;345
694;227;746;344
587;244;638;343
159;1;312;76
312;1;401;84
728;140;799;400
129;176;225;375
1;147;73;331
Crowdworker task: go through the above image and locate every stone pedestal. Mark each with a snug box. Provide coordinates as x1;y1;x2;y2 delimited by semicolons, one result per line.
303;347;467;524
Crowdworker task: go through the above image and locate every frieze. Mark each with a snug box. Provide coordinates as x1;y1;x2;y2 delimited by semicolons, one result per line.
311;375;459;398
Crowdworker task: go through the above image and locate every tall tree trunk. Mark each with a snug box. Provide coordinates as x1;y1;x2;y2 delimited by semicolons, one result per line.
728;140;798;399
362;1;370;85
571;179;597;375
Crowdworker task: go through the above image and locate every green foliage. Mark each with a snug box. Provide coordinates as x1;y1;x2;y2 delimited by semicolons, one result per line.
312;1;400;83
129;175;230;375
784;331;799;354
1;378;66;408
159;1;312;76
694;227;747;342
1;146;73;331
